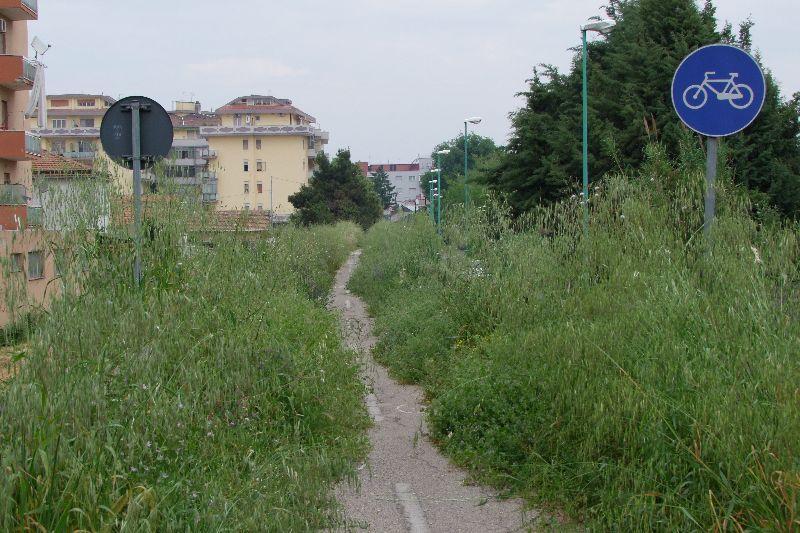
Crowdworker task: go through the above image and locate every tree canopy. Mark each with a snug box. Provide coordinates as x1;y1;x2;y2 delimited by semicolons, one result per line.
484;0;800;218
289;150;383;229
420;133;501;203
369;168;396;209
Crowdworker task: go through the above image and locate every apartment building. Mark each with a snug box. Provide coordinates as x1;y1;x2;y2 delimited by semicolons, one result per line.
0;0;61;327
358;157;433;208
167;100;221;204
28;93;134;192
201;95;329;215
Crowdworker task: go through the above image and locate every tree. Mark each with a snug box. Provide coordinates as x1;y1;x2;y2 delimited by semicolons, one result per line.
485;0;800;218
369;168;396;209
420;133;500;202
289;150;382;229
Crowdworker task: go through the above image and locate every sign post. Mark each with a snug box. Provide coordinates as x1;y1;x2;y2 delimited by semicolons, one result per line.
672;44;766;241
101;96;174;286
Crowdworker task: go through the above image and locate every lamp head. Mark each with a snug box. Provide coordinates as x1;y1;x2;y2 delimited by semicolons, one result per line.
581;19;616;34
436;149;451;155
465;117;483;125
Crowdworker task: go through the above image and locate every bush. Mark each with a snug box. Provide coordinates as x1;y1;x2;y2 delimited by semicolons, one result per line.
351;153;800;530
0;188;369;531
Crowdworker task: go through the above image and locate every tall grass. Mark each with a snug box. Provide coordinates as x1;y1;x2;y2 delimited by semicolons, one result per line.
349;143;800;530
0;176;369;530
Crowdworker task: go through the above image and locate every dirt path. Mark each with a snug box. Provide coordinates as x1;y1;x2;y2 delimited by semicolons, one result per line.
329;251;542;532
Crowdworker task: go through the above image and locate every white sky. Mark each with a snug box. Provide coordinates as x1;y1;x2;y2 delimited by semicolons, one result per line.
30;0;799;163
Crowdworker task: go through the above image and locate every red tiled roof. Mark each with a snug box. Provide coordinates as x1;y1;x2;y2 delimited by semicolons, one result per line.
31;151;93;174
169;112;221;128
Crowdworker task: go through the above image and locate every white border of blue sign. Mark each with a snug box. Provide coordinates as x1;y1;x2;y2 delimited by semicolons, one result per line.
671;43;767;138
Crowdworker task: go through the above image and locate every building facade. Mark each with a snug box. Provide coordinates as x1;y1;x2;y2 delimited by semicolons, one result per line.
167;100;220;204
202;95;329;216
358;157;433;209
0;0;61;327
28;93;134;192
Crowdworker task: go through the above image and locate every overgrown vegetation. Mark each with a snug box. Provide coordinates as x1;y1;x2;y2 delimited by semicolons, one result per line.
350;142;800;530
0;181;369;530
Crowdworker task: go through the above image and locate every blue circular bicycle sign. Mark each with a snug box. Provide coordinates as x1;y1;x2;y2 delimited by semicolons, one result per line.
672;44;766;137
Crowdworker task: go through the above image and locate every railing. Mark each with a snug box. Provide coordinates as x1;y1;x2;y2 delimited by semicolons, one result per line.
0;184;26;205
62;150;96;160
25;132;41;155
22;0;38;13
22;57;36;82
26;206;43;227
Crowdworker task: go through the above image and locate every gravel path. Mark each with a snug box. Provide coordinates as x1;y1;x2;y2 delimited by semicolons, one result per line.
329;251;542;532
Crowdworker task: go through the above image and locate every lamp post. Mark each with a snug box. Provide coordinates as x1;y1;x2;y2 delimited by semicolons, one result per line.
428;179;437;221
434;149;450;234
581;19;615;238
463;117;482;207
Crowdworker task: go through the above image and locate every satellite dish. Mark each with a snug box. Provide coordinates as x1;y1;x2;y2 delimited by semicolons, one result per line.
31;37;51;59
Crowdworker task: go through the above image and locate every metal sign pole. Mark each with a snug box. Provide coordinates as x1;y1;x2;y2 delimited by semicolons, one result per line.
704;137;718;241
131;101;143;286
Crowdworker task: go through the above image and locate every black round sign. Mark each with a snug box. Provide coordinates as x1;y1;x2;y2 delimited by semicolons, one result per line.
100;96;174;169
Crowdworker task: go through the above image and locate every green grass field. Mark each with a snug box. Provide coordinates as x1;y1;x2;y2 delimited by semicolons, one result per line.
0;189;369;530
350;151;800;530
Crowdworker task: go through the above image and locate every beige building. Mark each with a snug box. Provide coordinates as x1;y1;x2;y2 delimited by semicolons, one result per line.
0;0;61;327
202;95;329;216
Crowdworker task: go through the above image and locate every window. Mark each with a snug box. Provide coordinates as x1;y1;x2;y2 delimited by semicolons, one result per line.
77;99;95;107
243;139;248;150
243;203;250;210
52;119;66;129
256;160;264;172
243;182;250;194
27;251;44;280
243;160;249;172
256;139;262;150
50;99;69;107
3;173;10;185
390;164;397;171
409;176;415;182
257;204;263;211
257;182;263;194
10;253;23;273
234;114;243;127
51;141;66;154
79;118;95;128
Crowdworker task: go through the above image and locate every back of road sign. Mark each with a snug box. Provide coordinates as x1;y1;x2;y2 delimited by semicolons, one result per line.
100;96;173;169
671;44;766;137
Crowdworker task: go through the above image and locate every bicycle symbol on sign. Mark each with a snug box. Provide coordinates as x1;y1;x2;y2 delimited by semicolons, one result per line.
682;72;755;110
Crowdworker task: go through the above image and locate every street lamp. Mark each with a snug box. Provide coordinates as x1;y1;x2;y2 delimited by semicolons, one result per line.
463;117;483;207
435;149;450;233
428;179;438;221
581;18;615;238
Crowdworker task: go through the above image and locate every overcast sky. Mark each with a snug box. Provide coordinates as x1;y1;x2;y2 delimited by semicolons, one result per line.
30;0;799;163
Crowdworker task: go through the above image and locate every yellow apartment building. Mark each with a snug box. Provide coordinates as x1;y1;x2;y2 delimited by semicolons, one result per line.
0;0;60;328
202;95;329;217
28;93;133;191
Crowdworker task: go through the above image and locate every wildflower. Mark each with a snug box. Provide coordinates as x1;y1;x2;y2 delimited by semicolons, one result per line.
620;214;626;220
751;246;763;265
130;467;138;473
207;431;214;438
634;271;640;278
141;384;148;390
146;441;152;448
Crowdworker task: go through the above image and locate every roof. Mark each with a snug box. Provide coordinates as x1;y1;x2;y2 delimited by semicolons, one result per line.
30;151;93;174
365;163;421;173
215;95;316;122
118;196;272;232
169;112;221;128
48;94;117;105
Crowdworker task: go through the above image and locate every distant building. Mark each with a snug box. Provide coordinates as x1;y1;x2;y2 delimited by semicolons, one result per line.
202;95;329;216
167;101;221;204
358;157;433;209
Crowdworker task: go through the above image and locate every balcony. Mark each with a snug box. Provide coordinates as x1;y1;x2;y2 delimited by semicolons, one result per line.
0;55;36;90
30;127;100;138
307;148;317;158
199;124;319;137
26;205;42;227
0;131;40;160
61;151;96;160
0;0;37;20
0;183;26;204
